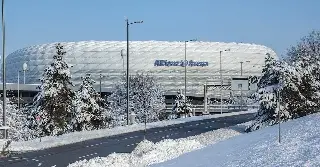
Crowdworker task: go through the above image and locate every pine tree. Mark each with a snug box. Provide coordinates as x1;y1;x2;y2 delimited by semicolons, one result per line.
107;73;166;125
246;31;320;132
245;55;283;132
285;30;320;117
171;90;193;118
26;43;75;136
72;74;110;131
246;56;303;132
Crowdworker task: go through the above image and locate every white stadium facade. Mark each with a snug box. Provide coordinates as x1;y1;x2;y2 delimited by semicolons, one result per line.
4;41;277;105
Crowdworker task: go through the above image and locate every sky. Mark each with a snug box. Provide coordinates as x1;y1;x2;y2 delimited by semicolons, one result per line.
2;0;320;56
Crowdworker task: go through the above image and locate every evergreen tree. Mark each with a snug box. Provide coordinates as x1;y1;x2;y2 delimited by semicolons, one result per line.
72;74;110;131
171;90;193;118
285;30;320;117
245;55;283;132
26;43;75;136
246;56;303;132
107;73;166;125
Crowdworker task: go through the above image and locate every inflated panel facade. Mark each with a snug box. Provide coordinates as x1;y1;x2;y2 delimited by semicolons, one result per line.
6;41;277;96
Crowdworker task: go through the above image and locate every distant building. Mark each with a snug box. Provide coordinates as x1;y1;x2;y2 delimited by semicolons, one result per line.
5;41;276;103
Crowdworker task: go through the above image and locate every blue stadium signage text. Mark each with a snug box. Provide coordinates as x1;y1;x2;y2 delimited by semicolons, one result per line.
154;60;209;67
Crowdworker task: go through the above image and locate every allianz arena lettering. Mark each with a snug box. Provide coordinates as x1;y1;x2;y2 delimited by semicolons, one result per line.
154;60;209;67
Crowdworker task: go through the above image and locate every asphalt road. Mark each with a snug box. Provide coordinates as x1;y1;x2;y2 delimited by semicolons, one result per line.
0;113;254;167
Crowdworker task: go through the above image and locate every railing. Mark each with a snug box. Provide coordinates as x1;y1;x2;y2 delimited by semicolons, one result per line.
165;104;259;114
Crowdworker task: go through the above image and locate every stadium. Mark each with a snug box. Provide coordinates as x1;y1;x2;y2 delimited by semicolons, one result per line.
5;41;277;104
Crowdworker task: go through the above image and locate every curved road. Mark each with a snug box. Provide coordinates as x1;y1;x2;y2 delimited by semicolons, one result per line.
0;113;254;167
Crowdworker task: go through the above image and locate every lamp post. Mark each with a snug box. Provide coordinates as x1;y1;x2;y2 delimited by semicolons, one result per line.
17;71;20;109
125;18;143;125
23;62;27;84
239;60;250;76
219;49;230;114
184;39;196;115
2;0;7;139
278;90;281;143
239;60;250;108
240;61;243;76
99;74;102;98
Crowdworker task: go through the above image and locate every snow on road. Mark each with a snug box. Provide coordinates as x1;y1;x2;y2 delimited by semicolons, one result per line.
68;121;250;167
153;113;320;167
8;110;256;152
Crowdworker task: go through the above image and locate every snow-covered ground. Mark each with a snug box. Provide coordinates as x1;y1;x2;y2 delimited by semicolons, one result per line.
68;121;250;167
7;110;256;152
153;113;320;167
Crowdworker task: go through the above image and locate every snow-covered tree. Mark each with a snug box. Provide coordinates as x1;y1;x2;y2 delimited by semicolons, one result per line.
246;55;287;132
246;30;320;132
171;90;193;118
26;43;75;137
0;98;34;141
72;74;111;131
107;73;166;125
285;30;320;117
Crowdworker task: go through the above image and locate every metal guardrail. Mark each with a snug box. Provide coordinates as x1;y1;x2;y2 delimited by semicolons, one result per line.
165;104;259;114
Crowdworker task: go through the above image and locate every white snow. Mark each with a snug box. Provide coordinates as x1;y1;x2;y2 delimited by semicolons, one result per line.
153;113;320;167
68;139;202;167
0;139;11;154
8;110;256;152
68;121;247;167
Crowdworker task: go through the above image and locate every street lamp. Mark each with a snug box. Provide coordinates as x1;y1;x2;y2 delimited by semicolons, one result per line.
125;18;143;125
99;74;103;98
238;60;250;109
23;62;28;84
17;71;21;110
240;62;243;76
2;0;7;139
184;39;197;115
219;49;230;114
239;60;250;76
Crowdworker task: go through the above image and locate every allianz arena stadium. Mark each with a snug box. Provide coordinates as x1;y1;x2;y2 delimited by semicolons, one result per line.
6;41;277;97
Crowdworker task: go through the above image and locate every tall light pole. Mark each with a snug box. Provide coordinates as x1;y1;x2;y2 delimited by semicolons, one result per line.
2;0;6;139
99;74;102;98
240;61;243;76
239;60;250;108
219;49;230;114
278;90;281;143
23;62;27;84
17;71;20;109
239;61;244;109
125;18;143;125
184;39;196;115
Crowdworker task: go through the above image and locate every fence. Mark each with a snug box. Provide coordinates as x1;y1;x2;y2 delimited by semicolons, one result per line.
165;104;259;115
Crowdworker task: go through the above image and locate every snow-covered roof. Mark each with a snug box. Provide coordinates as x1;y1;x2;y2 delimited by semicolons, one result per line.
5;41;277;96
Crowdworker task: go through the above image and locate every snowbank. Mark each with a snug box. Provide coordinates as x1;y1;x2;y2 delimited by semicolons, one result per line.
9;110;256;152
68;139;202;167
0;139;11;156
153;113;320;167
68;121;248;167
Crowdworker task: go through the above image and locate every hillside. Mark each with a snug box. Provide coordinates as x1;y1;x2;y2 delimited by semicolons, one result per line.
153;113;320;167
